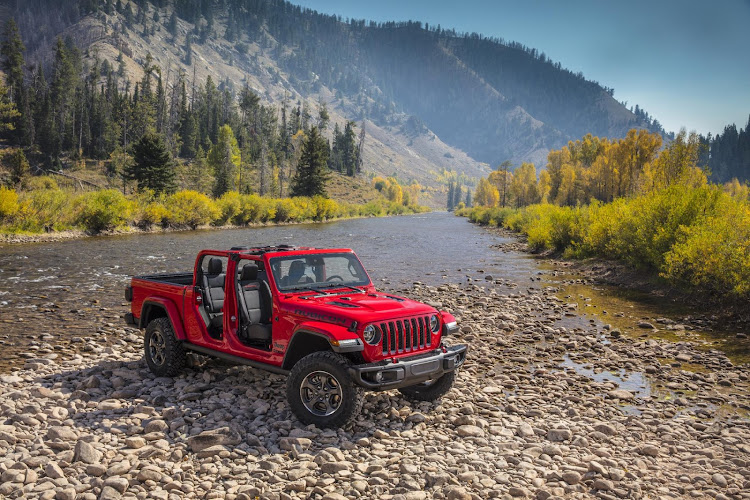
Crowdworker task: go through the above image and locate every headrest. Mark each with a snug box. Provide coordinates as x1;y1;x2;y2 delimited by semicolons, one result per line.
207;257;223;275
288;260;306;277
240;263;259;281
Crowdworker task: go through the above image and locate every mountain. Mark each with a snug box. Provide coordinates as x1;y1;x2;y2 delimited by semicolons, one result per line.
2;0;665;197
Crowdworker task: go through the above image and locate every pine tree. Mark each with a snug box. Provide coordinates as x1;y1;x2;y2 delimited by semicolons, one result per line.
127;132;176;194
446;181;455;210
1;19;25;143
465;189;472;208
0;81;20;134
291;127;330;197
209;124;240;197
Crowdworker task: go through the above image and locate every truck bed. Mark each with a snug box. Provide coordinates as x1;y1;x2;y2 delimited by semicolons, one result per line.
133;272;194;286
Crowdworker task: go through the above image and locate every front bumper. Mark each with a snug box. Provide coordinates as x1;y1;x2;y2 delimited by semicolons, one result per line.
349;344;468;390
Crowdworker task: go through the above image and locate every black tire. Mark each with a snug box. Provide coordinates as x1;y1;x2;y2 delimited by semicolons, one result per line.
398;370;456;402
286;351;364;428
144;317;186;377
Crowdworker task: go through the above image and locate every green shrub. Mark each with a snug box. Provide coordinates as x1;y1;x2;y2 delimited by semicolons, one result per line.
75;189;133;233
166;190;219;229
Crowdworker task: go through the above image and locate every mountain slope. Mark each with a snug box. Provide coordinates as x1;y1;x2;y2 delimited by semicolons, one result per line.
5;0;664;192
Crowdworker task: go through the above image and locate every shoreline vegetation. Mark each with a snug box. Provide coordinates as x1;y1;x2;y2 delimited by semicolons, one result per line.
458;128;750;304
0;185;428;245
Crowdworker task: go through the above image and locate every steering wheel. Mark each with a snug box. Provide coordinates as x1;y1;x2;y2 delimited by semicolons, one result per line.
326;275;344;282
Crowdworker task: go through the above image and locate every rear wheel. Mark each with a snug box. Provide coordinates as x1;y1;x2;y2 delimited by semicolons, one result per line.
287;351;363;428
144;317;186;377
398;370;456;401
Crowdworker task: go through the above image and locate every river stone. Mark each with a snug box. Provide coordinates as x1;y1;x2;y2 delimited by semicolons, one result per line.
593;479;613;491
45;463;65;479
712;473;728;488
639;445;660;457
456;425;484;437
98;486;123;500
47;426;77;441
56;488;76;500
144;419;168;433
187;427;241;452
74;440;102;464
547;428;572;442
104;477;129;493
608;389;634;400
562;471;582;485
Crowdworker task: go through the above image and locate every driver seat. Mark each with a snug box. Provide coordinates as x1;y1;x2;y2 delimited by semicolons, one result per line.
281;260;312;287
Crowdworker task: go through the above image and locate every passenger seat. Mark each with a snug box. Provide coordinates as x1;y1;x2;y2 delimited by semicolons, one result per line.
201;257;225;336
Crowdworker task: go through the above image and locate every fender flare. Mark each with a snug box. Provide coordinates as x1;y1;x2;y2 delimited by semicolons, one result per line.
282;321;364;368
139;298;187;340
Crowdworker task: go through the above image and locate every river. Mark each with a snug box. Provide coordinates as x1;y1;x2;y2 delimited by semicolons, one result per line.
0;212;746;375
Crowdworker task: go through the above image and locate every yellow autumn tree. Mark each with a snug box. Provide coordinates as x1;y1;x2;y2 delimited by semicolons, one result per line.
474;177;499;207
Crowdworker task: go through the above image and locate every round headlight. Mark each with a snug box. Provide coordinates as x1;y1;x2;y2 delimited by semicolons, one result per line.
363;325;378;344
430;315;440;333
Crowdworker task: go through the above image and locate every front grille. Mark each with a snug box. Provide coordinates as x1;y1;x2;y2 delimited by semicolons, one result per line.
377;316;432;355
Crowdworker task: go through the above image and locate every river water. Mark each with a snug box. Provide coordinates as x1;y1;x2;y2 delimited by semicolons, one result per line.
0;212;746;379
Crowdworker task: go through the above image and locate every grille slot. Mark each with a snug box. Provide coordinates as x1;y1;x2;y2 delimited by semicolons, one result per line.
379;315;432;355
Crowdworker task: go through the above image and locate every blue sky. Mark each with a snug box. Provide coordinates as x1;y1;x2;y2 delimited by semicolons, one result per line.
289;0;750;136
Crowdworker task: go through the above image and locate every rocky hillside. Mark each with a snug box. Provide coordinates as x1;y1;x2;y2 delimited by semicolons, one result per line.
5;0;664;189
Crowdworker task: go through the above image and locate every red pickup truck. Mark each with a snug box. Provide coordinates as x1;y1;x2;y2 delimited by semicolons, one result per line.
125;245;467;428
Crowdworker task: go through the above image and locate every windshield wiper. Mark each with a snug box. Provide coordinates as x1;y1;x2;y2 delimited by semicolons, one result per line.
314;283;366;294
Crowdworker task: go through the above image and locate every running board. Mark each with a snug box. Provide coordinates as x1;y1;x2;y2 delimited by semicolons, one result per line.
182;343;290;376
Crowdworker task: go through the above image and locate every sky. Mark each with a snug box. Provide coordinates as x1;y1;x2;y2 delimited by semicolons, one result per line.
289;0;750;137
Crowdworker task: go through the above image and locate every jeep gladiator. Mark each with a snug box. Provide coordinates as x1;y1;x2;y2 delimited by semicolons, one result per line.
125;245;467;428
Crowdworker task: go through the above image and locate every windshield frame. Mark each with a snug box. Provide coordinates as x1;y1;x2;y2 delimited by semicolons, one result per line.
268;252;372;293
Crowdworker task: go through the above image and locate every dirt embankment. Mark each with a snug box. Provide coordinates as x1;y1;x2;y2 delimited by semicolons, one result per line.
1;277;748;500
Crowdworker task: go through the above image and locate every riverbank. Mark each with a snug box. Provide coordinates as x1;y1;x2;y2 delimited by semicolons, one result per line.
1;278;748;499
486;225;750;337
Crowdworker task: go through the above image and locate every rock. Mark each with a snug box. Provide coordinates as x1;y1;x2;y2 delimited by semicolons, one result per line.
562;471;581;485
136;467;162;482
509;486;528;498
712;473;728;488
594;423;616;436
321;494;349;500
55;489;76;500
124;437;146;449
279;437;312;451
639;445;660;457
98;486;123;500
47;426;77;441
86;464;107;477
675;353;692;362
144;419;168;434
638;321;655;329
45;463;65;479
456;425;484;437
517;423;534;437
187;427;241;452
74;440;102;464
104;477;129;493
593;479;613;491
547;428;572;442
608;389;634;400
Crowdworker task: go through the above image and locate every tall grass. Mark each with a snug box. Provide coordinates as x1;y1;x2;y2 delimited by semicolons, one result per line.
458;184;750;299
0;187;429;235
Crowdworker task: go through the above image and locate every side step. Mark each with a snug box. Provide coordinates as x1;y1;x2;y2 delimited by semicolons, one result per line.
182;342;290;376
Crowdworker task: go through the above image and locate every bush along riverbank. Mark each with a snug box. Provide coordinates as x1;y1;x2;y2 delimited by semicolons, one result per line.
0;280;748;499
0;186;428;242
457;183;750;302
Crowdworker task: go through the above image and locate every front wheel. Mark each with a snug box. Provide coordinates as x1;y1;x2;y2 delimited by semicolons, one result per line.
286;351;363;428
398;370;456;401
144;317;186;377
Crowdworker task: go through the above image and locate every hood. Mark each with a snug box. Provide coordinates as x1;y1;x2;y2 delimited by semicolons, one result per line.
285;291;437;325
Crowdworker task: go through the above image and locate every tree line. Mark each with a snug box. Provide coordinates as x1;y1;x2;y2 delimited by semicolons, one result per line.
471;128;719;210
699;116;750;184
0;18;365;199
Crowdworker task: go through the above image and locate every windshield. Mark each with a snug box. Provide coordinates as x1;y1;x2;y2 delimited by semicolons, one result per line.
270;253;371;292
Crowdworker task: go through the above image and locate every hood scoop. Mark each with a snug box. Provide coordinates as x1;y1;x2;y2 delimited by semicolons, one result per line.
328;301;361;308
